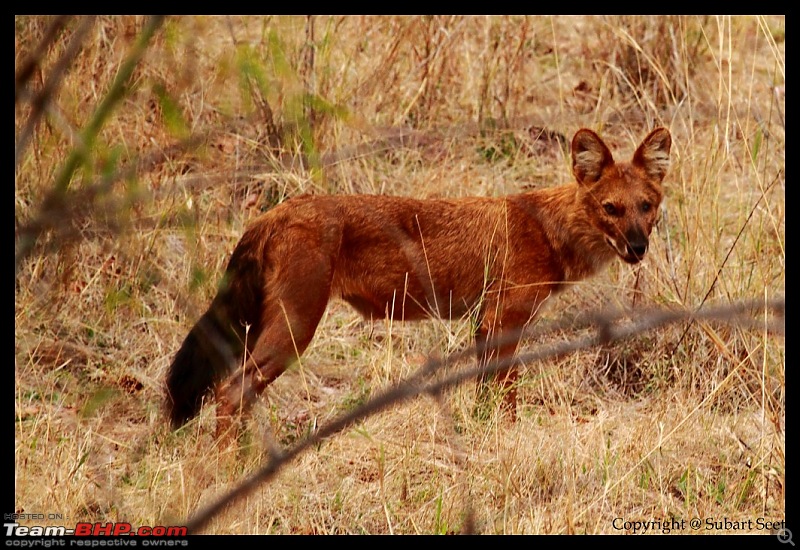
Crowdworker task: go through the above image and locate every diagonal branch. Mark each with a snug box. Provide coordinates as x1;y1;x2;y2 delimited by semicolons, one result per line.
15;15;70;104
15;17;95;170
15;15;166;278
183;297;783;533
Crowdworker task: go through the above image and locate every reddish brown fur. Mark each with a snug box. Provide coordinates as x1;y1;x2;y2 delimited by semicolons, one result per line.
166;128;671;428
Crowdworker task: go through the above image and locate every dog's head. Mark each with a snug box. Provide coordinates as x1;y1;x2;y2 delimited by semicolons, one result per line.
572;127;671;264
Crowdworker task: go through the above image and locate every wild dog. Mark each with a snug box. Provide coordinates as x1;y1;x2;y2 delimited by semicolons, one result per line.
166;127;671;428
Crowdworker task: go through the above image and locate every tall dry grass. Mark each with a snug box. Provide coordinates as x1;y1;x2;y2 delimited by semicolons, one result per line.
15;16;784;534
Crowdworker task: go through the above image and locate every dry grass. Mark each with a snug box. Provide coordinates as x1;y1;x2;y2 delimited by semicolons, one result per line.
15;16;784;535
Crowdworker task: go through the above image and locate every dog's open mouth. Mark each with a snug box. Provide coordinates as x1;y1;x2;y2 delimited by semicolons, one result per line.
621;253;644;265
606;237;645;264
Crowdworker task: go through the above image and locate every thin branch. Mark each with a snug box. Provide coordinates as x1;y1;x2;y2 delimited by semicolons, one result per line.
669;171;782;355
184;297;783;533
15;17;96;171
14;15;70;104
15;15;166;277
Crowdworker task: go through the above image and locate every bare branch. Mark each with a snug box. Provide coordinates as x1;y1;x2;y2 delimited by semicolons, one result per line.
15;17;95;170
669;171;783;355
15;15;166;277
15;15;70;104
184;297;783;533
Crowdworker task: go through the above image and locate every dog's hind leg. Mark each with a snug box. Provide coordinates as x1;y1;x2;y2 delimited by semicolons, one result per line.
215;239;337;430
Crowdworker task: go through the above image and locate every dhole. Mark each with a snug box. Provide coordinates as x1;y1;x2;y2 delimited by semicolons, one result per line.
166;127;671;428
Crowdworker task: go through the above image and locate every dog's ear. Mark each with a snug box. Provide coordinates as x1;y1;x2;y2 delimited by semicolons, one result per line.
633;128;671;182
572;129;614;185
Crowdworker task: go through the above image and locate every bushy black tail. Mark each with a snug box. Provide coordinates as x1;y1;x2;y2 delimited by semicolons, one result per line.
166;234;265;428
165;304;242;428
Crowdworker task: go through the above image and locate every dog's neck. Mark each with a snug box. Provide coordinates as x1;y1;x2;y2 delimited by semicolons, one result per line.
519;184;617;283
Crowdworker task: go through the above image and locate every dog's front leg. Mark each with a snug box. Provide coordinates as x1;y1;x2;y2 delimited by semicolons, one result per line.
474;287;550;420
474;324;523;420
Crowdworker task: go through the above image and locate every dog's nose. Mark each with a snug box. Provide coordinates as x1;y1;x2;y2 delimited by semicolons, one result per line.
628;242;648;258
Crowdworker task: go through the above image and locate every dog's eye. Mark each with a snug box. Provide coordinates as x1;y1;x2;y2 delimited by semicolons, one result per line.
641;202;651;213
603;203;617;216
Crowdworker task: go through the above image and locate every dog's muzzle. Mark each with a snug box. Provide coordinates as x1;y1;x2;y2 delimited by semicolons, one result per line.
606;236;648;264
